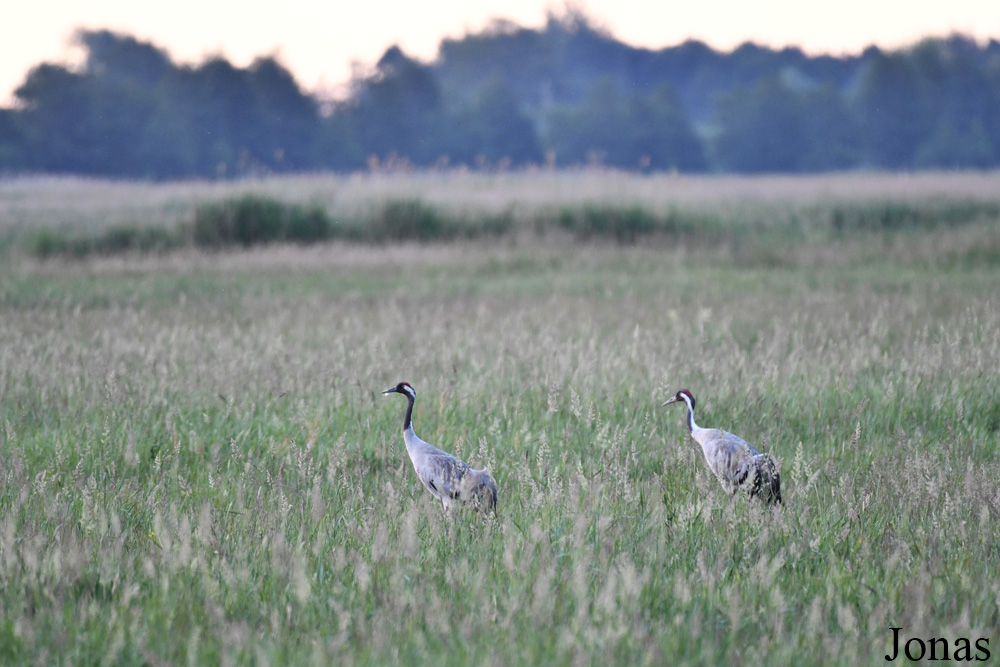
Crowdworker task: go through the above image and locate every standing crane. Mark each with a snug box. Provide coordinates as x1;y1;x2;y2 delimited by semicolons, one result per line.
382;381;498;512
662;389;782;505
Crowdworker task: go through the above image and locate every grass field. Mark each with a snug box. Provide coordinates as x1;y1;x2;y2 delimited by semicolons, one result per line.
1;172;999;664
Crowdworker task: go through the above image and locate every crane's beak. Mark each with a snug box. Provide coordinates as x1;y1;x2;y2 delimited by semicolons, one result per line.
661;396;679;407
382;387;398;395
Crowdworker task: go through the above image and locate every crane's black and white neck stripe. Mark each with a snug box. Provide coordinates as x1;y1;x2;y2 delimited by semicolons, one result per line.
383;381;416;432
663;389;698;432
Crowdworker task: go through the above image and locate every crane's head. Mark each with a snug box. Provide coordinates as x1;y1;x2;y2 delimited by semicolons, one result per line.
383;381;416;400
662;389;695;409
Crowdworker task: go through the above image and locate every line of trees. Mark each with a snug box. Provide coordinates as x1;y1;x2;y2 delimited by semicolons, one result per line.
1;12;999;178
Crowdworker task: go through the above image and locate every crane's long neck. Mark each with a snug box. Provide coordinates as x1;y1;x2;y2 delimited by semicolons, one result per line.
402;394;415;434
681;395;699;433
400;393;425;457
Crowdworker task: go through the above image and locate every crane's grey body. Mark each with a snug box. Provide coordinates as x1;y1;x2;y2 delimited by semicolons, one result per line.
383;382;497;512
663;389;782;505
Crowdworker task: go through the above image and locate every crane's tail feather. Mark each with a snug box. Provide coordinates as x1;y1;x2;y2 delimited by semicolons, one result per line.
750;453;782;505
481;471;498;513
460;469;498;514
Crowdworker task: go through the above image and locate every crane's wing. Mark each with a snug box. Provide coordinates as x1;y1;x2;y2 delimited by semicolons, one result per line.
697;430;749;487
417;451;471;500
714;432;781;504
716;443;755;493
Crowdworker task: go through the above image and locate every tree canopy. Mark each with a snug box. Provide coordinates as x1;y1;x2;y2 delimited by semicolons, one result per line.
1;19;999;177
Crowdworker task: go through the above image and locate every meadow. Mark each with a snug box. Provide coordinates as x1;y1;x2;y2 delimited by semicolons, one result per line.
1;171;999;664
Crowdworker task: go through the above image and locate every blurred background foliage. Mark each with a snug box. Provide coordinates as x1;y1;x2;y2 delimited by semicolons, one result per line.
1;12;1000;178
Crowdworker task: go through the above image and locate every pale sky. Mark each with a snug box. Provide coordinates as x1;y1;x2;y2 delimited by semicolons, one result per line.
2;0;998;105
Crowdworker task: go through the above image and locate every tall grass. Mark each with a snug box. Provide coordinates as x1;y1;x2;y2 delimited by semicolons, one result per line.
4;171;1000;257
1;174;999;663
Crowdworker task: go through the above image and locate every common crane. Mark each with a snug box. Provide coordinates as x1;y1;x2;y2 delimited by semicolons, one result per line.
662;389;782;505
383;381;498;512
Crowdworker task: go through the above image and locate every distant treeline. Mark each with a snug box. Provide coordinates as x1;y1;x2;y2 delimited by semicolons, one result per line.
2;12;1000;178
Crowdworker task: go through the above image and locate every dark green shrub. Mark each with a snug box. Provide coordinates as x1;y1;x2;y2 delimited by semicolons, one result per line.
285;207;333;243
828;200;1000;234
27;229;95;258
28;224;181;259
475;211;514;238
556;205;659;243
29;228;73;259
336;200;511;243
97;225;179;254
192;195;332;247
371;199;457;241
